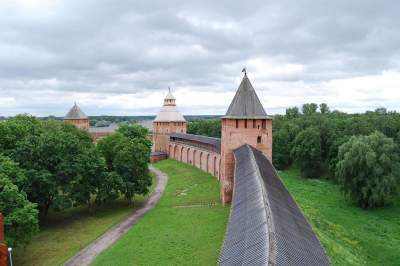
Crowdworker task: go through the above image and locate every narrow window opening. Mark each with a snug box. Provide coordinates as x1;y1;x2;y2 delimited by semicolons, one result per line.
257;136;262;143
244;120;247;128
253;119;256;128
262;120;266;129
235;119;239;128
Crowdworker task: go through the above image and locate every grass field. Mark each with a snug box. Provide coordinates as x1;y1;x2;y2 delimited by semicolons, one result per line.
280;168;400;266
92;160;230;266
13;174;156;266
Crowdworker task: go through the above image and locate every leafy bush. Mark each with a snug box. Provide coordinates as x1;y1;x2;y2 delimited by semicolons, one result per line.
336;131;400;208
0;174;38;247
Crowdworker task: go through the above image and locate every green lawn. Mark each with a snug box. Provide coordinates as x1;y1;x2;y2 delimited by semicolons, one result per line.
279;168;400;266
13;174;157;266
92;159;230;266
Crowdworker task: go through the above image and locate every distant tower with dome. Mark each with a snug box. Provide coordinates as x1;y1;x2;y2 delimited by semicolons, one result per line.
64;102;90;130
152;89;187;153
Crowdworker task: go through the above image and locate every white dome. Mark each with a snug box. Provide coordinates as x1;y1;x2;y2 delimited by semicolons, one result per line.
154;105;186;122
154;90;186;122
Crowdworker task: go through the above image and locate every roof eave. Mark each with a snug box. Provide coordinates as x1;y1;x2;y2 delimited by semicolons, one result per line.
64;117;88;120
222;115;274;119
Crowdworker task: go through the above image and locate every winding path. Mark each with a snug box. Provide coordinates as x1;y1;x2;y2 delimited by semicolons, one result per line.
64;165;168;266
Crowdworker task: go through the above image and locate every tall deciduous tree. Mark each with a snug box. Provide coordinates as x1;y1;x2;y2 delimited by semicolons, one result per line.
302;103;318;115
12;121;95;219
336;131;400;208
97;124;152;204
319;103;330;114
113;139;151;203
285;107;300;119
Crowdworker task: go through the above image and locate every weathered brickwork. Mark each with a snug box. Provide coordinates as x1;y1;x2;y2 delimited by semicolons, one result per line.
0;214;7;266
152;122;186;153
64;118;90;130
220;118;272;203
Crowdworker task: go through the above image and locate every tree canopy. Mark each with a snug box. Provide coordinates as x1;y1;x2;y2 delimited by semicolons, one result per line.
97;123;152;203
336;132;400;208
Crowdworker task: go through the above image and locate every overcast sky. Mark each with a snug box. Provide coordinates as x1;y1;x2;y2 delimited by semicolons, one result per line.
1;0;400;117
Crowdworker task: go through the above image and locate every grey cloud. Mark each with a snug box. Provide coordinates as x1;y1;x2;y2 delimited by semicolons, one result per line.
0;0;399;115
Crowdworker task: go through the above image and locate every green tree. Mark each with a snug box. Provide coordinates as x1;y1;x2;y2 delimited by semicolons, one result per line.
0;155;27;190
13;120;95;219
0;174;38;247
187;119;221;138
0;115;43;155
113;139;151;202
273;122;300;169
285;107;300;119
291;127;322;178
117;123;152;149
319;103;330;114
302;103;318;115
72;147;109;212
97;133;127;171
336;131;400;208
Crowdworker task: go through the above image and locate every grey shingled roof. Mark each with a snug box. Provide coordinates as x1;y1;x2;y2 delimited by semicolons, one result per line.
88;123;118;133
224;74;268;119
219;144;330;266
169;133;221;153
64;103;88;119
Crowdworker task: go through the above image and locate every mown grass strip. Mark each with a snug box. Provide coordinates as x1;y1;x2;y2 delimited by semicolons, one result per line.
92;160;230;266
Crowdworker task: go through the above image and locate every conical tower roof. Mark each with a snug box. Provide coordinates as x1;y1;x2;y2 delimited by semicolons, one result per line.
223;73;268;119
64;102;88;120
154;90;186;122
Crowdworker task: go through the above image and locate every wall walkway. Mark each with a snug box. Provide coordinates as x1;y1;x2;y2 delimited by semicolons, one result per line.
219;144;330;266
168;133;222;179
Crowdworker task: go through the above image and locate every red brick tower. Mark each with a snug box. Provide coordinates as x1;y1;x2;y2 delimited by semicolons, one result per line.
220;71;273;203
64;102;90;130
153;89;187;153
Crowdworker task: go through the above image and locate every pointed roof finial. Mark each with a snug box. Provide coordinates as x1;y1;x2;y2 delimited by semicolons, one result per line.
168;87;171;93
242;67;247;76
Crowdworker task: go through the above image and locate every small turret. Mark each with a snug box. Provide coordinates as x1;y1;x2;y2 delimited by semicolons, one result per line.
153;89;187;153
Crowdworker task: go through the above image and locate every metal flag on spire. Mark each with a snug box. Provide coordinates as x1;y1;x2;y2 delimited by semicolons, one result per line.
242;67;247;76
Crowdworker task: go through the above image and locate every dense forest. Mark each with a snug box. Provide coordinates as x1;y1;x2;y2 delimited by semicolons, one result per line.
188;104;400;209
0;116;152;247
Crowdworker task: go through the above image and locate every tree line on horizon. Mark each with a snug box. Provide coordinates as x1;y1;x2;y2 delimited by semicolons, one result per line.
188;103;400;209
0;116;152;247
